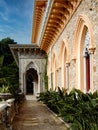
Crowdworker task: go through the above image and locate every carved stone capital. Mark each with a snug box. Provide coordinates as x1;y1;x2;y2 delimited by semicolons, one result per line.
66;62;70;67
89;47;96;54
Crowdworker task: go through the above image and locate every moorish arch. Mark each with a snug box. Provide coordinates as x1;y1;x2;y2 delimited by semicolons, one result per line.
59;39;70;89
73;15;96;93
26;61;39;73
52;52;58;90
25;62;39;95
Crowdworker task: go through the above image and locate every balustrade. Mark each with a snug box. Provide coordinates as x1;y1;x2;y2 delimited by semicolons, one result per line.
0;98;16;130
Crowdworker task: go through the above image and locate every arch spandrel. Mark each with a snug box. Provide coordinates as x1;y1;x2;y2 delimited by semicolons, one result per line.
26;62;39;73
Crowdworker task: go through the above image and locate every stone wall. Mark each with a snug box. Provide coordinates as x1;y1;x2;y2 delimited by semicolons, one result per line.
48;0;98;92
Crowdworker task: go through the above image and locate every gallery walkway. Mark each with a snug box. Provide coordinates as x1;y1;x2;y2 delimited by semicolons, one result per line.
12;95;67;130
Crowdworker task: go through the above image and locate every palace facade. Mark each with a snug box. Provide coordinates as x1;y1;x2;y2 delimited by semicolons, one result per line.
10;0;98;95
32;0;98;93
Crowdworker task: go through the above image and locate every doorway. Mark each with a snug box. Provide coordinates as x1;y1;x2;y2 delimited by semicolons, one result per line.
26;68;38;95
26;74;34;94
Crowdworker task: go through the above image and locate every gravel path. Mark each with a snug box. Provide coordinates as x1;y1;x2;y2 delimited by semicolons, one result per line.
12;96;67;130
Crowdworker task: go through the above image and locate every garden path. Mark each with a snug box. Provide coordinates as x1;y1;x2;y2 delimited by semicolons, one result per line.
12;95;67;130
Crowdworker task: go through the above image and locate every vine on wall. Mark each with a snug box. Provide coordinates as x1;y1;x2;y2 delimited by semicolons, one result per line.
44;56;48;90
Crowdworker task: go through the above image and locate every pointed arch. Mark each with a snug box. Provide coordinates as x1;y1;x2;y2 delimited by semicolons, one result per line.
73;15;96;92
59;39;70;89
73;15;96;60
26;61;39;74
60;39;70;66
24;61;40;95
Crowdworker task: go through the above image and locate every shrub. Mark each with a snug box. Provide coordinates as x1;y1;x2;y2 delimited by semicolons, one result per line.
0;85;10;93
37;87;98;130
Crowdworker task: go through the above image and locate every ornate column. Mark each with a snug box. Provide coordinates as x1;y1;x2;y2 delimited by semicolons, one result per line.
50;48;53;89
58;67;61;88
66;63;70;90
83;52;87;93
56;69;59;88
89;47;96;93
50;72;52;90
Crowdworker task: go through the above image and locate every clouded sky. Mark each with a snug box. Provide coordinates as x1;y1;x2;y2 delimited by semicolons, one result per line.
0;0;34;44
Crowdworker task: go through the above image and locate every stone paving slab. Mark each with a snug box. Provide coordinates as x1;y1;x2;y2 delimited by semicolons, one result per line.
12;96;67;130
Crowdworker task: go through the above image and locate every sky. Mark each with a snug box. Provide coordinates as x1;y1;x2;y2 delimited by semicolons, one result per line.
0;0;34;44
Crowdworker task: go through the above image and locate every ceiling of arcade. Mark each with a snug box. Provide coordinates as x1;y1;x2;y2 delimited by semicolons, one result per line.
32;0;82;53
31;0;48;44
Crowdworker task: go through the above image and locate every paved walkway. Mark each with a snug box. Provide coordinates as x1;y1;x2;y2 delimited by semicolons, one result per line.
12;96;67;130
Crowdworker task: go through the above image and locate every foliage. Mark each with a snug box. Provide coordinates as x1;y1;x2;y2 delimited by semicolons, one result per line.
0;37;16;65
44;56;48;90
0;55;4;67
8;85;22;103
37;87;98;130
0;85;10;93
0;37;19;100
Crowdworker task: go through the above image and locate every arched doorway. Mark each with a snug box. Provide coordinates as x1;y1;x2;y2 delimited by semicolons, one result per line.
26;68;38;95
26;74;34;94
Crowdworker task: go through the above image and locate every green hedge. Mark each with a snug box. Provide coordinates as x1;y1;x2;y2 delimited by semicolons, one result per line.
37;88;98;130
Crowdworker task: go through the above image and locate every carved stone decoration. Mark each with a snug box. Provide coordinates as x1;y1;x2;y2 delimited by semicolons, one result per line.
9;44;47;95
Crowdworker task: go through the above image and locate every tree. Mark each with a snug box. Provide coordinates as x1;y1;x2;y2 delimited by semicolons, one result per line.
0;37;19;93
0;37;17;65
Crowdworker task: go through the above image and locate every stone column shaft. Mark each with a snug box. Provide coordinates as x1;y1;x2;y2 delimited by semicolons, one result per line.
66;63;70;90
89;47;95;93
83;56;87;93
